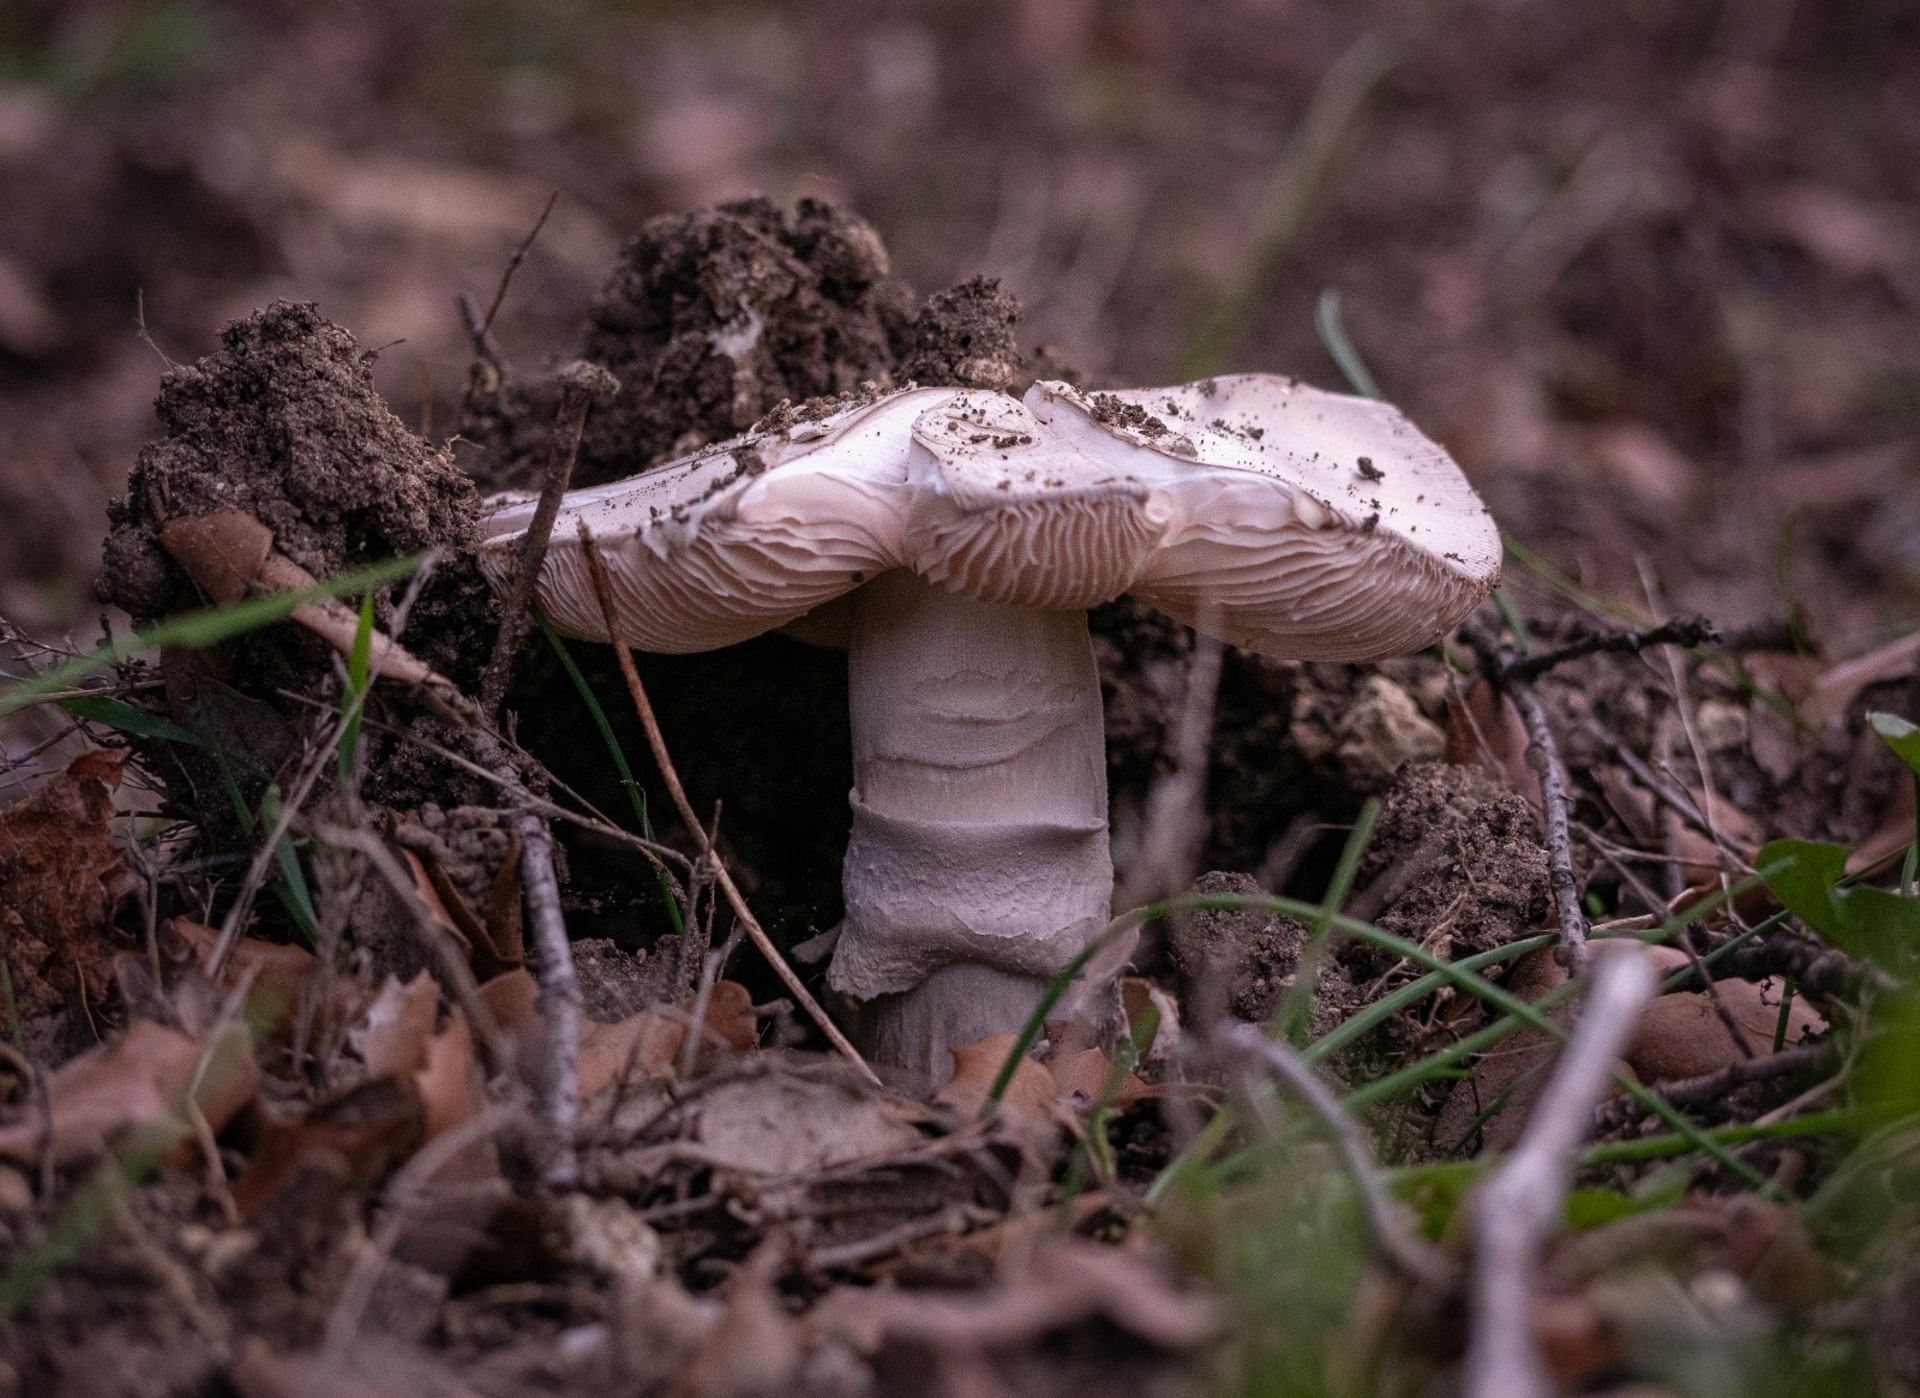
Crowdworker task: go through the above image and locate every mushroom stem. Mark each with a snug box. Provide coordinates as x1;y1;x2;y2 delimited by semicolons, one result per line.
829;571;1114;1074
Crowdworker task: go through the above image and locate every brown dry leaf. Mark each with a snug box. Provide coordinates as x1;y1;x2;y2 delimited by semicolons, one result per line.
1530;1293;1619;1392
0;748;130;1018
169;918;316;1022
228;1336;479;1398
478;967;540;1038
156;511;273;606
935;1034;1056;1119
480;829;524;968
1048;1047;1148;1110
352;971;439;1079
579;1011;685;1098
406;846;521;981
816;1237;1220;1353
1444;678;1541;813
231;1076;426;1223
0;1018;256;1168
1627;946;1824;1083
417;1006;483;1141
695;979;758;1054
692;1071;926;1178
1807;630;1920;729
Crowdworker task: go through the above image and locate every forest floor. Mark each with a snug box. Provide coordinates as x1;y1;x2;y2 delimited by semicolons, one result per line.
2;3;1919;1395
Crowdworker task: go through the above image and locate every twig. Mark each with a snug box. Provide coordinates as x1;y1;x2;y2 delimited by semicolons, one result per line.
1502;615;1719;683
156;513;584;1185
1220;1022;1453;1290
459;190;559;373
1713;930;1886;1002
1593;1044;1832;1132
1513;676;1589;971
576;528;880;1085
477;362;618;714
1462;950;1658;1398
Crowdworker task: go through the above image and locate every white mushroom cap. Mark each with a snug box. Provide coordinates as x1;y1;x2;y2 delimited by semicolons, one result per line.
904;375;1501;661
478;387;958;652
485;373;1498;663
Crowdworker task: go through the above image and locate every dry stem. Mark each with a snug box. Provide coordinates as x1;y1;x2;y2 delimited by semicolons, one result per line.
1462;949;1657;1398
1220;1022;1453;1289
477;361;617;714
576;526;879;1085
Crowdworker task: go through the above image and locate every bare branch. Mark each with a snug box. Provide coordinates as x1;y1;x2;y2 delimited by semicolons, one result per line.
1462;950;1657;1398
477;361;618;714
1219;1021;1454;1290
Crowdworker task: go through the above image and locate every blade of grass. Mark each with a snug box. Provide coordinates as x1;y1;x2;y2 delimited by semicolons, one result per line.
1272;798;1378;1045
0;553;422;718
535;609;684;937
1314;288;1383;399
257;785;317;944
983;920;1138;1115
336;591;375;781
55;695;202;746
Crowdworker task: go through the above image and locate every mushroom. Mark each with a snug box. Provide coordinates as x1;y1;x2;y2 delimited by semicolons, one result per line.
480;374;1501;1074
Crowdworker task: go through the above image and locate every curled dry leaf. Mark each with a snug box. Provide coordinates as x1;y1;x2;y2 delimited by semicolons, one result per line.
1627;946;1824;1083
0;1017;257;1169
0;748;130;1018
935;1034;1056;1119
481;967;756;1097
169;918;316;1023
352;971;440;1079
815;1238;1221;1353
231;1075;426;1224
1444;678;1541;813
935;1034;1146;1120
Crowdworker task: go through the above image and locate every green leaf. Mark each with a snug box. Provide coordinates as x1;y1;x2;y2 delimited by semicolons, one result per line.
1758;839;1850;937
1870;711;1920;776
1759;837;1920;970
57;696;202;746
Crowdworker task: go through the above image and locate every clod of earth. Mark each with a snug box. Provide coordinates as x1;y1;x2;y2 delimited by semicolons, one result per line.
484;372;1501;1074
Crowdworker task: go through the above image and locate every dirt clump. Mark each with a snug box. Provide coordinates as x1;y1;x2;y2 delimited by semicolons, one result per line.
1164;871;1357;1040
463;197;913;491
462;199;1033;494
899;275;1025;392
95;301;497;812
1344;761;1550;979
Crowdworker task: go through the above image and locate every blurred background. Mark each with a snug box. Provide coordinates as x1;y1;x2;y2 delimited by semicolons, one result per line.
1;0;1917;645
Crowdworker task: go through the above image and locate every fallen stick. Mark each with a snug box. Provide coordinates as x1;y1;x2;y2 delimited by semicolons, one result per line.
577;526;880;1086
1219;1021;1453;1289
157;510;585;1185
1461;950;1657;1398
476;361;617;714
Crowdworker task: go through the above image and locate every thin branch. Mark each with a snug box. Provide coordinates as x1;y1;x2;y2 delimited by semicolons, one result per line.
459;190;559;373
1219;1021;1454;1290
477;361;618;714
576;527;880;1086
1462;950;1658;1398
1502;615;1719;683
1594;1043;1832;1132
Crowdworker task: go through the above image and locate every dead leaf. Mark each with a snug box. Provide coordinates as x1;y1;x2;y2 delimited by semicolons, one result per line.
417;1007;482;1141
352;972;440;1079
935;1035;1056;1119
0;1018;256;1168
579;1011;685;1098
230;1076;425;1223
169;918;316;1022
1048;1048;1147;1110
693;1072;925;1178
1627;946;1824;1083
1445;679;1541;813
0;749;130;1018
816;1238;1220;1352
693;979;758;1055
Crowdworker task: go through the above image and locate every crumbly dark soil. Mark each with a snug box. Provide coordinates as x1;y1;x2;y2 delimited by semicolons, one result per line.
1345;761;1551;979
1164;871;1359;1041
461;198;1027;493
96;301;499;814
